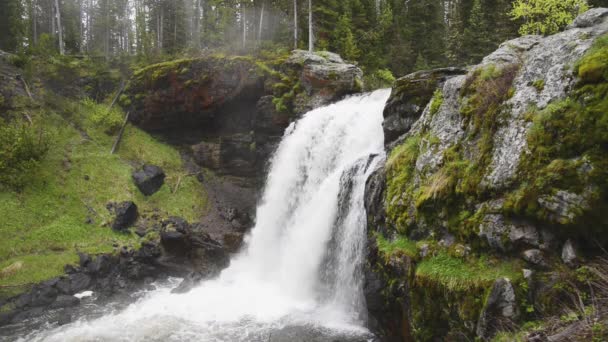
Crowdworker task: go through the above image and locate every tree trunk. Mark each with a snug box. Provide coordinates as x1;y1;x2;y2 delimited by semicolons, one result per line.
105;0;110;59
31;0;38;46
54;0;64;55
50;0;55;38
160;7;164;50
308;0;313;52
293;0;297;49
242;4;246;49
87;0;92;53
78;0;83;53
193;0;201;49
258;1;264;42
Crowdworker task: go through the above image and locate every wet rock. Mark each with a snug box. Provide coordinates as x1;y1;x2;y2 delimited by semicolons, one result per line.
132;164;165;196
522;249;548;268
171;272;204;294
50;295;80;309
561;239;579;267
108;201;138;231
364;165;387;233
479;214;539;251
254;95;290;136
160;217;191;256
85;255;112;276
476;277;518;340
383;67;466;145
30;286;58;307
55;277;71;295
222;232;244;253
190;232;230;272
68;273;92;293
55;310;73;326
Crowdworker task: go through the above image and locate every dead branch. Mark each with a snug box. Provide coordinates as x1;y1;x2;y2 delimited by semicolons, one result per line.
110;111;130;154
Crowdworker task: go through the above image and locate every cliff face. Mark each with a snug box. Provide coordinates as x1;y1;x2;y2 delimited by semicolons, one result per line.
365;9;608;341
123;52;363;183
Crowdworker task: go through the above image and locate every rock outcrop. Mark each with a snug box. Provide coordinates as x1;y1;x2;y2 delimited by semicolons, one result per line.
123;51;363;183
365;9;608;341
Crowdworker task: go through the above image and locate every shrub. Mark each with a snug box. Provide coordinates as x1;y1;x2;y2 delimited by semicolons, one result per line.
80;98;123;134
429;89;444;115
0;121;49;189
364;68;396;90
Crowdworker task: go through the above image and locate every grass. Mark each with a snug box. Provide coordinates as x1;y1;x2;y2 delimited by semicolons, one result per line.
375;233;418;259
416;252;522;291
0;99;207;298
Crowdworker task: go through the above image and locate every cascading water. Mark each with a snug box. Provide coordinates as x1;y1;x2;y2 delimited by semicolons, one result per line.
22;89;391;342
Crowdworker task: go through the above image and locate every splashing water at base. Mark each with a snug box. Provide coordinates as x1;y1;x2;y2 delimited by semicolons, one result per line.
22;89;390;342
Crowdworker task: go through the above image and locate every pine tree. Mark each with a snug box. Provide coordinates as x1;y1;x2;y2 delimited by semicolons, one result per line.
0;0;25;52
333;14;360;60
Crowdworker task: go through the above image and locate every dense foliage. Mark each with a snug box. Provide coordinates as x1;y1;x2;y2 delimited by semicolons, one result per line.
4;0;602;80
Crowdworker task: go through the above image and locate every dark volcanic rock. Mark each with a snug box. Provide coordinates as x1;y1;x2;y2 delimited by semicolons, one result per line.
132;164;166;196
108;201;138;231
68;273;92;293
171;272;204;294
50;295;80;309
160;217;192;256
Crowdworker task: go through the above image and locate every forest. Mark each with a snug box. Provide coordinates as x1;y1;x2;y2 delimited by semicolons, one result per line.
2;0;606;80
1;0;608;341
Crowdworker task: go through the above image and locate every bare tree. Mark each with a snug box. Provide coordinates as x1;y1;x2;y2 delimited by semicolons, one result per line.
31;0;38;46
293;0;297;49
308;0;313;52
242;2;246;48
54;0;64;54
258;0;264;42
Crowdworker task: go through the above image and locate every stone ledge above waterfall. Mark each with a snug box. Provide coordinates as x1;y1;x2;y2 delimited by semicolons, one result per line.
122;51;364;181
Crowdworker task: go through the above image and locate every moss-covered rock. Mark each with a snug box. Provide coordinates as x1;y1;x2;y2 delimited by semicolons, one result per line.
365;11;608;341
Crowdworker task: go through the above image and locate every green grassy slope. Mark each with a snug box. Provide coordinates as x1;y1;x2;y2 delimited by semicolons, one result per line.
0;96;207;298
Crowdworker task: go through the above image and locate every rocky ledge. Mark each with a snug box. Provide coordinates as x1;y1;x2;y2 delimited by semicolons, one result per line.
123;51;363;183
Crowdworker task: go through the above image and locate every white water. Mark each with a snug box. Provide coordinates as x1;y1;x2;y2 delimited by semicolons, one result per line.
23;89;390;342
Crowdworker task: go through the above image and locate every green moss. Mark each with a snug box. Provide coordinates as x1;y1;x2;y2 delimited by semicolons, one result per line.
385;135;421;232
532;79;545;92
575;34;608;84
429;89;443;115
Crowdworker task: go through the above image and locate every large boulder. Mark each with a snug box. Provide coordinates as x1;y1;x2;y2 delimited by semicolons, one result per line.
160;217;192;256
286;50;364;114
476;278;518;340
382;67;466;146
107;201;138;231
132;165;165;196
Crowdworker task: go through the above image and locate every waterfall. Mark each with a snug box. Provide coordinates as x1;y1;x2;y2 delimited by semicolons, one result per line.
23;89;390;342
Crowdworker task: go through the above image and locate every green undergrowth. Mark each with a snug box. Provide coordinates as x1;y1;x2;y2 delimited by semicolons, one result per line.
375;233;418;259
416;252;522;291
0;96;207;298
